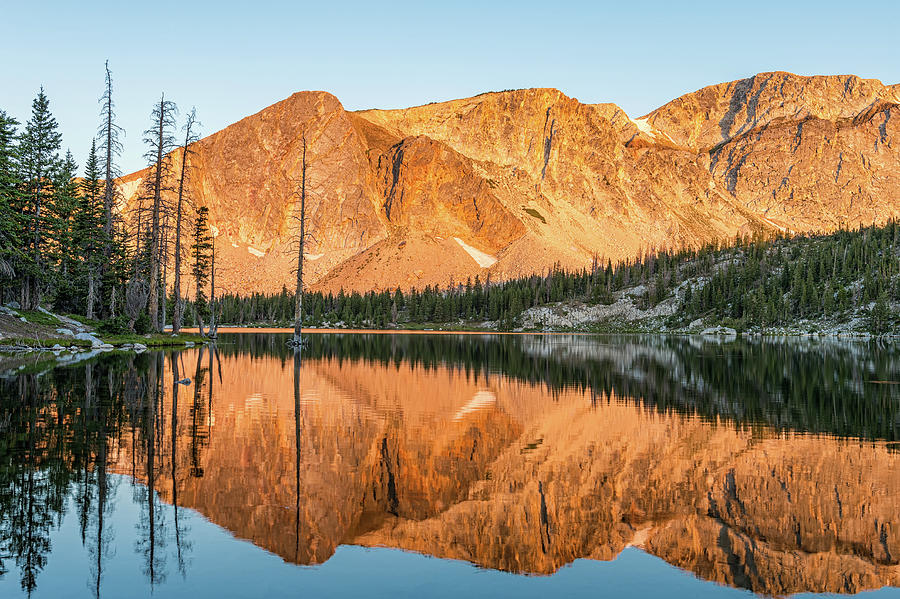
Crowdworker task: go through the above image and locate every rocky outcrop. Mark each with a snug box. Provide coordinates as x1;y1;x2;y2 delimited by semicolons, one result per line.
118;72;900;293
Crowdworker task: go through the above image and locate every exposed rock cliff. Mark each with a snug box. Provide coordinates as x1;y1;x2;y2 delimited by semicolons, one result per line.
118;72;900;293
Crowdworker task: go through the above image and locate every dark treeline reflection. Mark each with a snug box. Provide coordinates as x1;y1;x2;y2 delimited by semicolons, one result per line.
0;349;219;595
0;333;898;594
221;332;900;441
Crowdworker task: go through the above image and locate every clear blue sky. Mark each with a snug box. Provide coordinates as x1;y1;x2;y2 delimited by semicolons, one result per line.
2;0;898;174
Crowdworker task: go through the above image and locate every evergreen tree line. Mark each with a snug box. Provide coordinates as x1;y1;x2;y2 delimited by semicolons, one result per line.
2;67;897;336
201;221;900;334
0;65;215;336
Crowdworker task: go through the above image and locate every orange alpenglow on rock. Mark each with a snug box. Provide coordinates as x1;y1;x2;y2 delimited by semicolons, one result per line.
117;72;900;294
117;350;900;596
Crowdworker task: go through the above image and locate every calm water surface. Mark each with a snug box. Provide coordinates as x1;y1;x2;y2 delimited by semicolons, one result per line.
1;333;900;598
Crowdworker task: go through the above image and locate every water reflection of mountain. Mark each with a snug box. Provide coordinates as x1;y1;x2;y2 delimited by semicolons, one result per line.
1;336;899;597
224;333;900;441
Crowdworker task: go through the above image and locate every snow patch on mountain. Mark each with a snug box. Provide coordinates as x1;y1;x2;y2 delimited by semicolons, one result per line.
631;117;655;139
454;237;497;268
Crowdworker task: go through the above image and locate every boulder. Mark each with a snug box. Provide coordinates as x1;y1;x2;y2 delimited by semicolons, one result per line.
701;326;737;337
133;343;148;353
55;328;75;337
4;301;20;309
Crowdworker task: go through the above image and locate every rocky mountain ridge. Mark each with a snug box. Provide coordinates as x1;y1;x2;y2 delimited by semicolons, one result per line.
118;72;900;294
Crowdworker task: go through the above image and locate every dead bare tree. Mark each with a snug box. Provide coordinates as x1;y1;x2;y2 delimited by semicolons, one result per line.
142;94;177;332
98;60;124;317
172;109;200;334
291;134;308;347
208;233;218;338
159;211;171;332
125;279;150;330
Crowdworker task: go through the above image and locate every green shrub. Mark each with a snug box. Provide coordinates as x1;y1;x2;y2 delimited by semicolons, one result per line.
97;315;131;335
868;294;891;334
134;312;152;335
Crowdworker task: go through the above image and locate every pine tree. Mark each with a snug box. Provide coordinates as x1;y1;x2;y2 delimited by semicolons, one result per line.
50;150;79;311
77;140;105;319
191;206;212;336
0;110;21;296
17;88;63;308
869;293;891;335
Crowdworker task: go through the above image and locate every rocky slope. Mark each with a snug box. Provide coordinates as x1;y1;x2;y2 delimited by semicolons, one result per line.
118;72;900;293
113;347;900;595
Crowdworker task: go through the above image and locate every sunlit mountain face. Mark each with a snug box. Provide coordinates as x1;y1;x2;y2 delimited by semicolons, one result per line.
117;73;900;295
2;333;900;597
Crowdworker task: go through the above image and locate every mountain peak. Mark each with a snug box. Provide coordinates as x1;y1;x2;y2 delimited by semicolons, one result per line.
118;73;900;294
645;71;897;149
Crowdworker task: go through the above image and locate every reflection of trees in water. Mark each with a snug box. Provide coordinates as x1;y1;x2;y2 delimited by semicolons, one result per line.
221;332;900;440
0;351;204;595
169;353;191;578
133;352;167;587
0;334;898;594
0;356;133;595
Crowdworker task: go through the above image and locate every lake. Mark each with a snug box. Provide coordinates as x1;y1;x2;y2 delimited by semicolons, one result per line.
1;332;899;598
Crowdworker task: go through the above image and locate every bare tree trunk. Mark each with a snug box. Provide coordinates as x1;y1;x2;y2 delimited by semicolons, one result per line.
195;302;206;338
173;111;198;335
100;61;121;319
147;96;165;333
160;234;168;333
209;235;217;338
292;135;307;346
86;268;95;320
28;180;43;310
173;182;185;332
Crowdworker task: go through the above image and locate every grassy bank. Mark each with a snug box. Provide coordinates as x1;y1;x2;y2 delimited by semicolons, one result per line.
0;332;206;351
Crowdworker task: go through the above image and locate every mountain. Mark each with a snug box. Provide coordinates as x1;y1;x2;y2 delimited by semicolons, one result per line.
118;72;900;294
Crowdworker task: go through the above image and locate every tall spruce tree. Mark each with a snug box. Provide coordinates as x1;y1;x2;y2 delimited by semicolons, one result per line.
0;110;20;296
17;88;62;309
77;140;105;319
50;150;79;311
191;206;212;336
